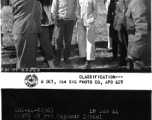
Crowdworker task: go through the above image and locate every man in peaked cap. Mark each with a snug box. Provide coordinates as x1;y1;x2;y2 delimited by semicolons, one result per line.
125;0;151;70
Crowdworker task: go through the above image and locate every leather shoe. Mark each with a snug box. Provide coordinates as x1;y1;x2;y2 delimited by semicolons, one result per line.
107;49;113;52
81;57;86;62
119;58;127;66
109;56;118;62
84;61;91;69
119;61;127;66
64;57;71;64
54;59;60;66
126;55;136;62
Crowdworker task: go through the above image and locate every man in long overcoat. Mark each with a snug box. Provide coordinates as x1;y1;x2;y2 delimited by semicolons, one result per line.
10;0;42;68
125;0;151;70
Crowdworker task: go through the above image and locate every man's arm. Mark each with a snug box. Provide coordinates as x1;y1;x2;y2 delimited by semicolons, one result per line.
93;0;98;20
73;0;77;21
51;0;58;21
75;0;81;20
104;0;107;5
128;1;148;59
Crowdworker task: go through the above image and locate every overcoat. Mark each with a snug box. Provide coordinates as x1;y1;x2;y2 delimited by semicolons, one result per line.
125;0;151;65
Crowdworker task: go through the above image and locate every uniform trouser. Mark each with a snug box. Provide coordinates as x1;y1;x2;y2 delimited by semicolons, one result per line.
38;26;54;61
49;25;55;54
109;25;119;58
14;34;38;68
55;19;75;61
117;26;128;62
77;21;95;61
127;39;147;70
49;25;55;46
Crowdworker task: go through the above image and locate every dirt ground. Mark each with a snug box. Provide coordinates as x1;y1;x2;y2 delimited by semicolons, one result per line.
1;0;128;70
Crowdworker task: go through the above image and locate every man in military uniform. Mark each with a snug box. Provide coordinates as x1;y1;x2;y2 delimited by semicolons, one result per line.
125;0;151;70
10;0;42;68
38;0;55;69
107;0;119;61
51;0;77;66
114;0;130;66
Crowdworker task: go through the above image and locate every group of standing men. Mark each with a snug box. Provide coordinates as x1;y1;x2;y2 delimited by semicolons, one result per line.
2;0;151;70
5;0;97;69
105;0;151;70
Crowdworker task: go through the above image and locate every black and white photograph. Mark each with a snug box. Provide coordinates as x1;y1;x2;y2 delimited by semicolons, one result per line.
0;0;152;120
1;0;151;72
1;89;152;120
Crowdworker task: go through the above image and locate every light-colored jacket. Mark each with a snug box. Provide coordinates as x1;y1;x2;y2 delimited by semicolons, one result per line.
76;0;98;26
51;0;77;20
125;0;151;64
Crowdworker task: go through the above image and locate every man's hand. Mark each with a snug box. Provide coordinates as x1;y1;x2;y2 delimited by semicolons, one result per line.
77;16;82;22
51;14;57;23
77;19;82;23
107;23;110;27
104;0;107;5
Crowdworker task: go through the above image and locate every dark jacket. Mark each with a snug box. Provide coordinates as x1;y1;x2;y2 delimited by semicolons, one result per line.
107;0;119;41
107;0;117;25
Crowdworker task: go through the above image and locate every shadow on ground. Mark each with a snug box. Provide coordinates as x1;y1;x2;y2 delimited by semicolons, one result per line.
2;41;109;68
2;41;151;72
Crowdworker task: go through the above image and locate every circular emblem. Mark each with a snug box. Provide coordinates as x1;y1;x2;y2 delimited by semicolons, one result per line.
25;74;38;87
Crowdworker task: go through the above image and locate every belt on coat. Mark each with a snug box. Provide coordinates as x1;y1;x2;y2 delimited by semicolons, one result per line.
57;16;73;21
